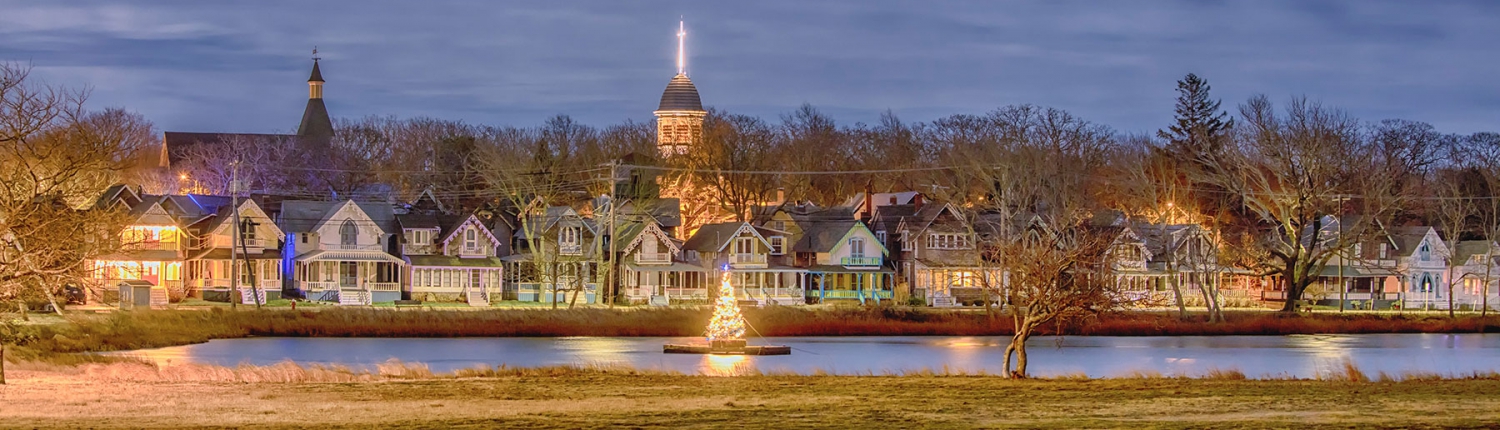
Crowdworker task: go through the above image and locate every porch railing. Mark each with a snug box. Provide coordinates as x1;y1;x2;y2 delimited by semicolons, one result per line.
302;281;338;290
365;282;400;291
841;256;882;267
636;253;672;264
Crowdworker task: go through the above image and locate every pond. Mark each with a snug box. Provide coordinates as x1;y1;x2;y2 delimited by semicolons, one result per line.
121;334;1500;378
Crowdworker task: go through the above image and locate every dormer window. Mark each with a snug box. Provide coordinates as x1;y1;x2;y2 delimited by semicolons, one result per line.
239;219;258;243
560;227;582;255
464;229;478;252
876;230;887;244
340;220;357;246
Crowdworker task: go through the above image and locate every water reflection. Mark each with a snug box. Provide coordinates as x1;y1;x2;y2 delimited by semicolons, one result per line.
703;355;752;376
118;334;1500;378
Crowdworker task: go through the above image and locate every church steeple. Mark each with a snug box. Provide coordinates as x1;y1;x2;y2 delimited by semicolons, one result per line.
654;20;706;157
307;47;325;99
297;49;334;141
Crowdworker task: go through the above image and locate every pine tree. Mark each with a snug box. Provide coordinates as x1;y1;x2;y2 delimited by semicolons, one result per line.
1158;73;1233;161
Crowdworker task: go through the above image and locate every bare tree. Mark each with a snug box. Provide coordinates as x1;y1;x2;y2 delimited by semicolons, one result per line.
1193;96;1403;313
0;63;148;312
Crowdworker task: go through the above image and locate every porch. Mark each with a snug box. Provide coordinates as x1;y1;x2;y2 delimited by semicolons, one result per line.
621;262;710;305
726;268;804;306
802;266;896;305
294;258;404;305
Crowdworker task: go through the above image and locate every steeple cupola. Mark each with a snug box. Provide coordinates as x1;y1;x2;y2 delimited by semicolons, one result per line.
297;49;334;141
307;48;325;99
654;21;706;157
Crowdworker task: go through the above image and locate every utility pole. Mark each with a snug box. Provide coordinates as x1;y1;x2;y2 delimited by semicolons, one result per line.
233;179;262;310
229;160;239;310
605;161;618;308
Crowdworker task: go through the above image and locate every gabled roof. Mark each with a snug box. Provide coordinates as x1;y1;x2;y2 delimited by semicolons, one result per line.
1389;226;1443;258
621;222;683;256
437;214;501;248
1454;240;1495;264
682;222;770;253
278;200;397;234
162;132;294;168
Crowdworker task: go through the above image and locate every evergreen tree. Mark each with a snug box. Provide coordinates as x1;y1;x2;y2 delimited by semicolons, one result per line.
1158;73;1233;160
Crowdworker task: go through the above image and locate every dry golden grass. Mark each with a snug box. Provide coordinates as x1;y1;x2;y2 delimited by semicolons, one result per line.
5;363;1500;429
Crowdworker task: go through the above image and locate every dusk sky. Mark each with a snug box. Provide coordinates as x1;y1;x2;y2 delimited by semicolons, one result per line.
2;0;1496;136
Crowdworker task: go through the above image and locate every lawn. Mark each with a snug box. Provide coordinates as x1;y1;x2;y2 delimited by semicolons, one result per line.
3;366;1499;428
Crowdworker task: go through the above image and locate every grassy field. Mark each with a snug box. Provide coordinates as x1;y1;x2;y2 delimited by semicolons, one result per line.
4;363;1500;428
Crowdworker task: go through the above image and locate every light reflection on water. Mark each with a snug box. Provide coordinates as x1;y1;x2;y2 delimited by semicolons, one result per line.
115;334;1500;378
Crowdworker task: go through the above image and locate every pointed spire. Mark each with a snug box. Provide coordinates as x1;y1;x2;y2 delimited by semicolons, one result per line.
676;20;686;76
308;47;325;83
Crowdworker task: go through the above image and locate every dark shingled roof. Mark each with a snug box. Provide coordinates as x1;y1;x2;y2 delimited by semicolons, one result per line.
656;73;704;112
297;99;333;139
308;60;324;82
162;132;292;167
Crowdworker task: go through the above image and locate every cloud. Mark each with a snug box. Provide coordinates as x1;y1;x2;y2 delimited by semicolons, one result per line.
0;0;1496;135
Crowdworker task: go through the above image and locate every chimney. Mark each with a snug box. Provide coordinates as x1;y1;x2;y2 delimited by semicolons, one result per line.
776;188;785;205
913;194;924;212
863;184;874;221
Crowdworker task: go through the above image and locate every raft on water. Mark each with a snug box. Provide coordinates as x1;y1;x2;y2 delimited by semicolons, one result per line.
664;339;791;356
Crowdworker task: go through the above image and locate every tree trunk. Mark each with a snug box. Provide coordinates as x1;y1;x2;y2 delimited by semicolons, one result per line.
1170;274;1188;320
1197;281;1219;323
1279;276;1305;313
1014;333;1030;378
17;302;26;322
1;343;6;385
46;291;64;316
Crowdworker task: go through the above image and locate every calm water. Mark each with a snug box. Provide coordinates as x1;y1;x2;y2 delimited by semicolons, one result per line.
121;334;1500;378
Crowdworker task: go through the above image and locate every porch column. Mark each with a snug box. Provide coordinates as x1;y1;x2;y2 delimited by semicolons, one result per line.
871;273;880;304
819;274;826;302
857;273;866;305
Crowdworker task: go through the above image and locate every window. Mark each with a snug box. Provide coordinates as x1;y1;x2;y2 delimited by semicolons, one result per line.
876;231;887;244
849;237;866;258
900;231;911;251
239;219;257;242
769;236;786;255
1465;278;1483;295
464;229;478;252
1379;243;1388;259
734;237;755;255
301;234;308;244
927;233;972;250
1419;242;1432;261
771;221;786;231
340;220;357;246
560;227;581;249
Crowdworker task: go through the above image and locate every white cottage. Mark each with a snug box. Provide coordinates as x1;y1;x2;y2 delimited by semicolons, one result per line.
279;200;404;305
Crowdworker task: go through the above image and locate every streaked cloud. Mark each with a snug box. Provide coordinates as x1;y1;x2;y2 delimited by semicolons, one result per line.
0;0;1495;135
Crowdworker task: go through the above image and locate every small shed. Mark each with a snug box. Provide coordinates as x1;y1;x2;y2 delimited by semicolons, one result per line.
117;280;157;310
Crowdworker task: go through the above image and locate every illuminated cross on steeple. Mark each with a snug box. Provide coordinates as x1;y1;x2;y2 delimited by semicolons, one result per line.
676;20;686;76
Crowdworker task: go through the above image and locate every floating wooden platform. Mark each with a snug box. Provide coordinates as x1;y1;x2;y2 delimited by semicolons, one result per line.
663;344;792;356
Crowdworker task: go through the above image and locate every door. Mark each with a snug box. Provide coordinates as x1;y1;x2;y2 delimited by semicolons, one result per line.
340;262;358;289
471;270;482;292
142;262;161;285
